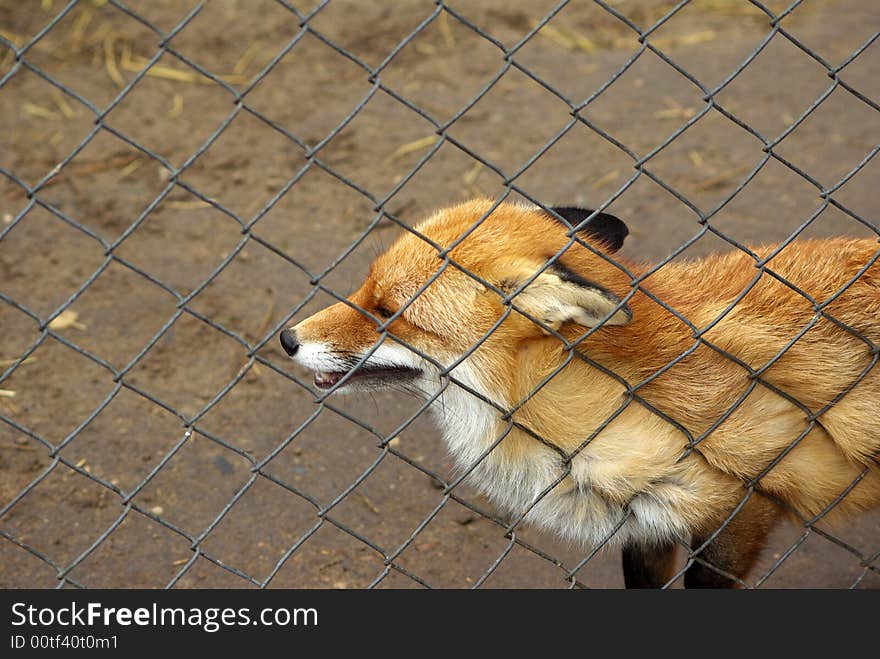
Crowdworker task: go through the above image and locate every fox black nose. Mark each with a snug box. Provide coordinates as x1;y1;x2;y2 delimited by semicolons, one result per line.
279;329;300;357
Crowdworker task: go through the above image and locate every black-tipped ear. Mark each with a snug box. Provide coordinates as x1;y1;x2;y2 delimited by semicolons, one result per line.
549;206;629;253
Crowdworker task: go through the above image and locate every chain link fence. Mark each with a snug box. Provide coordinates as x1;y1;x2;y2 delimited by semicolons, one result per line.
1;0;878;588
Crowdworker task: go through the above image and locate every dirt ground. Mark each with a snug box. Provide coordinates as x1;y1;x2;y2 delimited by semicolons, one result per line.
1;0;878;589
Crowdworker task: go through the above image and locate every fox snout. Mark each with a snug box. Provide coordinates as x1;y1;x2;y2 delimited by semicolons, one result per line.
278;328;300;356
280;301;427;393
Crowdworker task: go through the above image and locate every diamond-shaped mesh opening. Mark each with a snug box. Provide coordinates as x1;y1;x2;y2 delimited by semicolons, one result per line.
1;462;127;572
111;191;244;293
7;2;159;109
2;0;878;589
326;456;462;557
641;108;765;213
179;110;310;219
379;13;510;125
444;65;577;176
264;523;388;589
705;157;841;244
772;86;880;188
245;29;381;142
35;130;169;242
0;205;107;317
2;72;98;182
306;0;438;69
124;312;249;420
55;387;184;493
755;514;880;589
256;404;398;505
1;335;114;443
310;91;443;197
185;242;298;347
52;260;180;369
511;112;634;201
160;0;297;83
511;2;642;100
102;59;236;168
714;36;835;136
197;476;323;584
578;50;708;156
248;164;379;271
197;362;311;459
128;429;253;537
66;510;192;588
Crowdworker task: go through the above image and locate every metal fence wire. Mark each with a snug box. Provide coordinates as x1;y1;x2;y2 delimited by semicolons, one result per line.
1;0;878;588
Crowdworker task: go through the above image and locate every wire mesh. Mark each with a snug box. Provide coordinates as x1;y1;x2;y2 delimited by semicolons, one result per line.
1;0;878;588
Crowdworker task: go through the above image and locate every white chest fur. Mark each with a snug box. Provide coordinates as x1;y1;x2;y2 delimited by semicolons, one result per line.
427;365;690;548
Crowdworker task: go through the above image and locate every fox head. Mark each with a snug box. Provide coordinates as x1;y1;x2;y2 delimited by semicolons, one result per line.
280;199;632;398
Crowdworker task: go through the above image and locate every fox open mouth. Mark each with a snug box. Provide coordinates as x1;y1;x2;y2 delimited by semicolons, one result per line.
312;365;422;390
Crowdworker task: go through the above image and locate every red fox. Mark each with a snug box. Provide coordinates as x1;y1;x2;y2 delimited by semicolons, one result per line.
280;199;880;588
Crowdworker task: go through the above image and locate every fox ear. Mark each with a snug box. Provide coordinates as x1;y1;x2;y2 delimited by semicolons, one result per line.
511;263;632;332
548;207;629;252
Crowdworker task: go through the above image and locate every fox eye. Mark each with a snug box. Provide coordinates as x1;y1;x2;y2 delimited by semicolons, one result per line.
375;304;395;319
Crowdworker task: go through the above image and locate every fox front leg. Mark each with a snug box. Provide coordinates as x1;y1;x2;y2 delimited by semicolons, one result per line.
684;495;779;589
622;540;678;588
